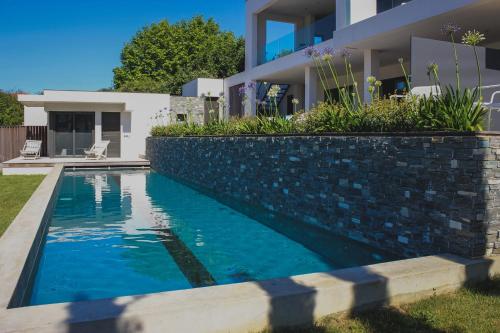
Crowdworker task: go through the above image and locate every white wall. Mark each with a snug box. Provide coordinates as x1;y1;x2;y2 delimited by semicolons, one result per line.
411;37;500;93
349;0;377;25
182;78;224;98
21;91;171;160
117;93;170;160
23;106;47;126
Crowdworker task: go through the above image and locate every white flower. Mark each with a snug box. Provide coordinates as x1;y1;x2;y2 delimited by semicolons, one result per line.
292;98;300;105
268;85;281;98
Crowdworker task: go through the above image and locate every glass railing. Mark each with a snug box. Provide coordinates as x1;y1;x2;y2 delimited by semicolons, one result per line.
260;12;336;65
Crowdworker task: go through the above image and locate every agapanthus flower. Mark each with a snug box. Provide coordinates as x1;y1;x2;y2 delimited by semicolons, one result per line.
441;23;461;36
304;46;320;58
292;98;300;105
322;47;335;61
247;81;257;90
367;76;377;85
341;48;352;58
462;30;486;46
238;86;247;96
268;85;281;98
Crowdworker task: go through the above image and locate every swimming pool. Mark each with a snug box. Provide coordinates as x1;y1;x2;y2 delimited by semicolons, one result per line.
28;169;398;306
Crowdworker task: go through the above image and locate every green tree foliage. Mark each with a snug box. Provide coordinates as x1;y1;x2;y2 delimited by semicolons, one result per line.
0;91;24;126
113;16;244;94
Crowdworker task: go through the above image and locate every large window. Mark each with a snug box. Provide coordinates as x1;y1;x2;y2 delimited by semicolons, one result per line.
377;0;411;13
50;112;95;157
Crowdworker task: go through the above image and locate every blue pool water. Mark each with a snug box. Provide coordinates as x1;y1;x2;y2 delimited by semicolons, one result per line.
28;170;398;306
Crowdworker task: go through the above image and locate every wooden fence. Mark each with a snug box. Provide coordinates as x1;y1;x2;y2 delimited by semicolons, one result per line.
0;126;47;163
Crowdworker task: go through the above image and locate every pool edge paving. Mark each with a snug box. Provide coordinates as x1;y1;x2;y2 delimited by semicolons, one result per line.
0;166;499;332
0;254;498;333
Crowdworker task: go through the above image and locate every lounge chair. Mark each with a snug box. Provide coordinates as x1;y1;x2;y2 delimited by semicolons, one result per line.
390;85;442;100
84;141;110;160
20;140;42;160
481;84;500;130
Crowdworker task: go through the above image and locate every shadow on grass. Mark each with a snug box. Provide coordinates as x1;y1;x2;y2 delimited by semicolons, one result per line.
260;256;497;333
463;274;500;297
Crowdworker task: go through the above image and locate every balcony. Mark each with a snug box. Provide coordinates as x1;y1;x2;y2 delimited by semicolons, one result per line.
259;12;336;65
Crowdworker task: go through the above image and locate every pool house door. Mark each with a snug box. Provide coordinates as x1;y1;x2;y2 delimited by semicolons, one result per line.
101;112;121;158
49;112;95;157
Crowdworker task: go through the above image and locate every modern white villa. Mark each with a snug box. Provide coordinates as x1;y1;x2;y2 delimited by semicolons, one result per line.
12;0;500;169
224;0;500;121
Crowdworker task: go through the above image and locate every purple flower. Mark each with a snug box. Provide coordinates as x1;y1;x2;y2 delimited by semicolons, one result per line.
238;86;247;96
341;48;352;59
247;81;257;90
322;47;336;57
441;23;461;36
304;46;320;58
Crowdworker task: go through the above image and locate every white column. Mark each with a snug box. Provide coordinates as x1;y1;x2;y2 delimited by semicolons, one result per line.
244;81;256;117
336;0;350;29
95;111;102;143
305;66;319;112
304;14;314;46
222;80;230;121
363;49;380;103
257;16;267;66
245;9;259;70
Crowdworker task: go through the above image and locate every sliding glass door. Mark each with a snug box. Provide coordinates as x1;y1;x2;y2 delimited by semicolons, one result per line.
50;112;95;157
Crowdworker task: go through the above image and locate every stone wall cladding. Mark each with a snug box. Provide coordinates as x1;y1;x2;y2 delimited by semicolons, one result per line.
147;135;500;258
170;97;205;124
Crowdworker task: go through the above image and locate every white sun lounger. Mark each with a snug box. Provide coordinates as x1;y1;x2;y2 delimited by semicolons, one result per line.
20;140;42;160
390;85;442;99
84;141;110;160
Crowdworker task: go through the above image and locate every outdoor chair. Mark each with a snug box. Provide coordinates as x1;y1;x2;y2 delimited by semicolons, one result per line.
481;84;500;130
20;140;42;160
84;141;110;160
390;85;442;100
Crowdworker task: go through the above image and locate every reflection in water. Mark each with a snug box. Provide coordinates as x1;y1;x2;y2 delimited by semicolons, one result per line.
29;170;398;306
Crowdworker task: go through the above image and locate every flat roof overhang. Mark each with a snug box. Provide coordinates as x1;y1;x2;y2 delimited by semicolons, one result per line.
18;91;128;108
227;0;499;85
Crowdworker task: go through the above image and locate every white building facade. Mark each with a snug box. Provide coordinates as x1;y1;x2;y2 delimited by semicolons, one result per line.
225;0;500;121
19;91;171;160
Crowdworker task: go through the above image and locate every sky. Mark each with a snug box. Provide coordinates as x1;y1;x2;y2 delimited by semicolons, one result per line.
0;0;246;93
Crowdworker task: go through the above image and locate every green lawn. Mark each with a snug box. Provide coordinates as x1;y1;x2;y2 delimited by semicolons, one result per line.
269;276;500;333
0;174;45;237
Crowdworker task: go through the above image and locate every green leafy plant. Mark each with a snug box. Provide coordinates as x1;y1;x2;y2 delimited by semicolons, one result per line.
0;90;24;126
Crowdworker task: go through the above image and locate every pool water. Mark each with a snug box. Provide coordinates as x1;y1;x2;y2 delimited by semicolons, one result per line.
28;170;398;306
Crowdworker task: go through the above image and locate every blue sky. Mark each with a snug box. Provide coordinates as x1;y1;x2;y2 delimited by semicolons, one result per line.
0;0;246;93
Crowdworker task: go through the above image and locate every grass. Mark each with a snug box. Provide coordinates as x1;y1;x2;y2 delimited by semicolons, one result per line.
267;276;500;333
0;174;45;237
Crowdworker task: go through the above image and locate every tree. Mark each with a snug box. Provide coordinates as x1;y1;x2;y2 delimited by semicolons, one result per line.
0;91;24;126
113;16;245;95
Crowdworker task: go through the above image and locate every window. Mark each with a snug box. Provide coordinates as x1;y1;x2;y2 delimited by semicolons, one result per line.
486;48;500;71
381;76;408;97
325;86;355;103
377;0;411;13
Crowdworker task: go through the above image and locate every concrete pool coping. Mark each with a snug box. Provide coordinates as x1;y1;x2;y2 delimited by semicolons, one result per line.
0;166;499;332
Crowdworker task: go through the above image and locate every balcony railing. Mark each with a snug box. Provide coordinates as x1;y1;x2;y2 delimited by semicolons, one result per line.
260;12;336;65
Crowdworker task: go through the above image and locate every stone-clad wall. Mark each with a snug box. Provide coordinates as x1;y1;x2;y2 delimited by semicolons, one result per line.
147;135;500;258
170;97;205;124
